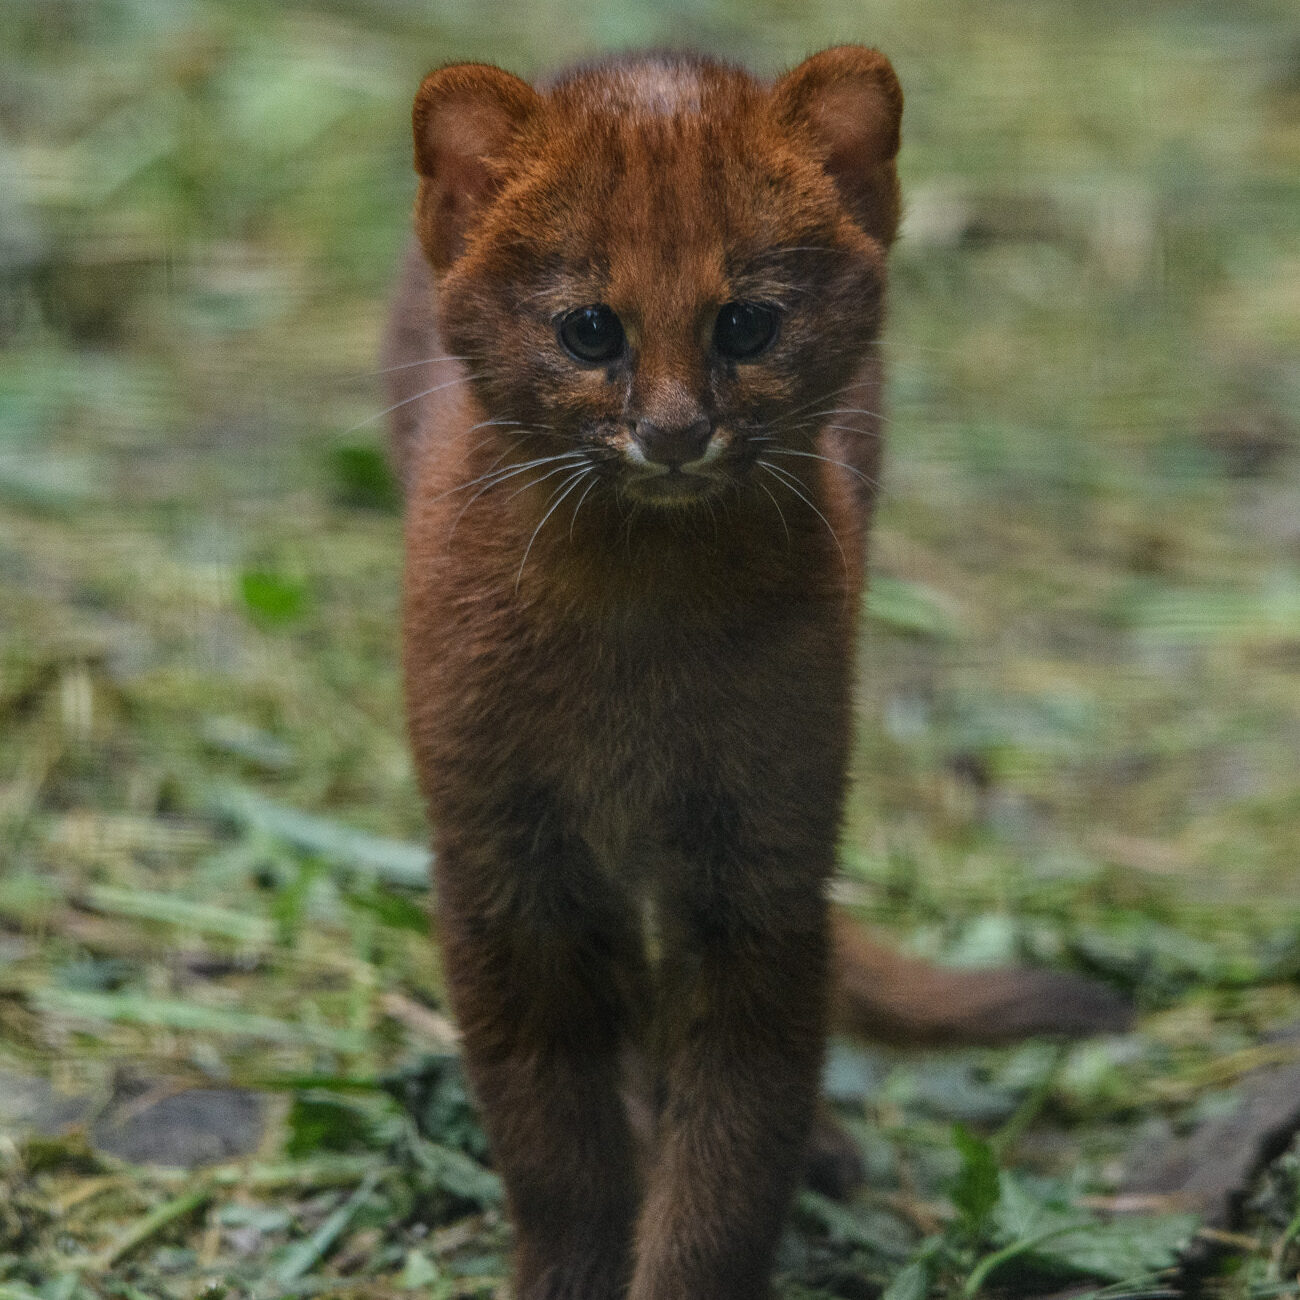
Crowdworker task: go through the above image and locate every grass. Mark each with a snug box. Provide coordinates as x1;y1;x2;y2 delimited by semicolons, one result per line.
2;0;1299;1295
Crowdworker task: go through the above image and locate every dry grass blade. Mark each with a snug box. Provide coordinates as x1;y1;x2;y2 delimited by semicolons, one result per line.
210;785;431;888
271;1170;383;1285
86;1185;213;1271
32;988;367;1052
79;883;275;945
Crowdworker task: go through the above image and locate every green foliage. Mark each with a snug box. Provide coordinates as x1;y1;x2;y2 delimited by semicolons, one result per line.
327;440;401;512
868;577;963;640
866;1129;1201;1300
344;880;430;933
2;0;1299;1294
239;568;308;626
950;1126;1001;1237
882;1258;935;1300
988;1173;1195;1284
384;1054;490;1163
286;1092;387;1158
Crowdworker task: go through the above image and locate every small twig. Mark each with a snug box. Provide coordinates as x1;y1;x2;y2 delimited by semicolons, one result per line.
1077;1194;1196;1214
868;1188;950;1237
148;1153;383;1191
53;1174;123;1215
1196;1225;1262;1251
378;990;459;1047
1147;1042;1300;1100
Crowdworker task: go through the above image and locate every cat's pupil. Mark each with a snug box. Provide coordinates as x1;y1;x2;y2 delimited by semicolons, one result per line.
558;304;625;364
714;302;777;360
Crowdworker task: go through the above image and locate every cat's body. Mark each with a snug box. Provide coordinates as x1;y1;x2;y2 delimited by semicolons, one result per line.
389;50;1127;1299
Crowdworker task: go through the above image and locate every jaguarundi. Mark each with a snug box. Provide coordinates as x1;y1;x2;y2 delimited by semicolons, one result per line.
384;46;1130;1300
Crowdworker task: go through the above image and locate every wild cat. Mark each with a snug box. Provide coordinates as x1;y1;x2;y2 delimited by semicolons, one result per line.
384;48;1129;1299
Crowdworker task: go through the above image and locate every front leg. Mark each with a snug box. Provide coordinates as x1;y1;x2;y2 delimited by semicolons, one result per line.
631;877;832;1300
434;804;648;1300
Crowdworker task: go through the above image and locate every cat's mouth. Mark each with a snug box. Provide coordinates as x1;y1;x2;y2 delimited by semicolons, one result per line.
622;466;720;503
613;426;754;505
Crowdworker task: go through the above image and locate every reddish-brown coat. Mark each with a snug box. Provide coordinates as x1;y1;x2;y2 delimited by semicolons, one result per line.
388;48;1128;1299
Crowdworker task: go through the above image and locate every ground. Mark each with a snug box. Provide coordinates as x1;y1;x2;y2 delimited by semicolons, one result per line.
1;0;1298;1296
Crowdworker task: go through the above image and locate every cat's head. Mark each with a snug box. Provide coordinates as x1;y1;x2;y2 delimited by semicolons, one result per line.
410;48;902;507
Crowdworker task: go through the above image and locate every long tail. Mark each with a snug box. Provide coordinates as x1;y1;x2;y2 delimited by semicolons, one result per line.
831;912;1132;1048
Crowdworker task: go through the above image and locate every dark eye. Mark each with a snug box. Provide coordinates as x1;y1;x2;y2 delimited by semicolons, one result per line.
713;301;778;361
557;304;625;364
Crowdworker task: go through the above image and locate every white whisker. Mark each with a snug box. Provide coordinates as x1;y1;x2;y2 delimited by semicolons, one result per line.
809;407;888;422
764;447;881;491
444;452;591;539
704;495;719;543
758;460;848;572
774;405;888;432
765;381;884;429
767;245;852;257
569;472;601;541
516;469;591;592
823;424;882;441
433;451;584;505
346;375;474;433
501;455;593;507
755;477;791;549
363;354;475;378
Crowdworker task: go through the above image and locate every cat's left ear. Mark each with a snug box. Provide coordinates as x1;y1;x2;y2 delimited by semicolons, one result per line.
411;63;541;269
771;46;904;248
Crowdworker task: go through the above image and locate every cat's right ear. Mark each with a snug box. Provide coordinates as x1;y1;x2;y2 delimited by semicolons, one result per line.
412;64;540;270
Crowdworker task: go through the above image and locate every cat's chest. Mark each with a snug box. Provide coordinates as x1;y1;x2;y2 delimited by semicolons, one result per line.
515;610;748;872
543;626;703;861
435;569;840;877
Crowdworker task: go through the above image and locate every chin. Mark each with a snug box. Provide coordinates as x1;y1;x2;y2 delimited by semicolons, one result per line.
622;470;723;506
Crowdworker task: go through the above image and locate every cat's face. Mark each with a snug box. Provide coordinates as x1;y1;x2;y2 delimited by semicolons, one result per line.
415;52;901;507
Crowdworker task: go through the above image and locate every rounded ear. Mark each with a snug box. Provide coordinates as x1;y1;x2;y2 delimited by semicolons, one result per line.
411;63;540;270
771;46;904;247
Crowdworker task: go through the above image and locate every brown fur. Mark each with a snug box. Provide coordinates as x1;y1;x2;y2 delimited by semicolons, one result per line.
388;48;1128;1299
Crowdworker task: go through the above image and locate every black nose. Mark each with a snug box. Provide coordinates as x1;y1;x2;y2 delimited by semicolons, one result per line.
632;417;712;468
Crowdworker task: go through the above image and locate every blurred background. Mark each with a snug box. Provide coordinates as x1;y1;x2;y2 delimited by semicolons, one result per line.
1;0;1298;1296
